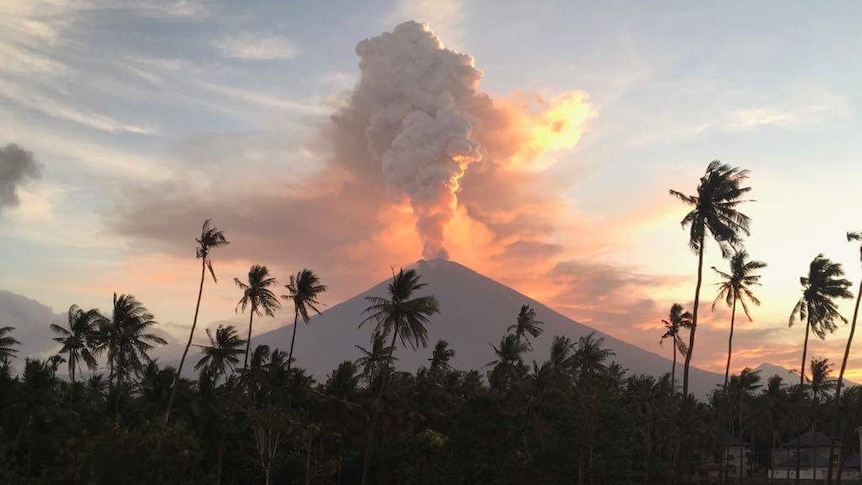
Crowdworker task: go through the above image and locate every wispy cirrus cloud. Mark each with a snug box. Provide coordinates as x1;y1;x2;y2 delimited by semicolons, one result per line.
0;79;157;135
214;33;300;60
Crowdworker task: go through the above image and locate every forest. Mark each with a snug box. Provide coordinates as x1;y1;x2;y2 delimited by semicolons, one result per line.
1;160;861;484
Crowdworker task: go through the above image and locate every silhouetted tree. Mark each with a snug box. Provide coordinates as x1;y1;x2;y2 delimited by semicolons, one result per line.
50;305;100;390
358;268;440;485
166;218;228;426
712;250;766;387
670;160;752;396
195;324;245;382
507;304;543;348
789;255;852;384
0;325;20;363
96;293;166;407
282;269;327;371
660;303;692;390
235;264;280;369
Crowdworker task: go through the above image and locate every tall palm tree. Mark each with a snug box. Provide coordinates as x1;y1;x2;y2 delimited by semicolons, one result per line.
358;268;440;485
166;219;228;425
828;232;862;484
282;269;326;371
194;325;246;382
660;303;693;390
50;305;99;386
658;303;691;389
507;304;543;348
0;326;20;363
235;264;280;370
835;233;862;401
97;293;166;405
670;160;752;396
712;250;766;387
789;255;852;385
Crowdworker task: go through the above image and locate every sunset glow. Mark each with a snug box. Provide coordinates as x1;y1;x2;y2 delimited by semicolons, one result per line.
1;0;861;386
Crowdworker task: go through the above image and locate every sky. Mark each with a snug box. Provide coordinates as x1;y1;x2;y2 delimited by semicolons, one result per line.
1;0;862;381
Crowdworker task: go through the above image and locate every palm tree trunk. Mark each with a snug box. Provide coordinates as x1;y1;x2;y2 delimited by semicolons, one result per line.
671;345;677;391
360;327;400;485
243;311;255;369
800;315;812;386
828;278;861;485
287;309;299;371
683;231;705;397
796;314;811;485
69;361;76;404
164;259;207;427
724;296;738;389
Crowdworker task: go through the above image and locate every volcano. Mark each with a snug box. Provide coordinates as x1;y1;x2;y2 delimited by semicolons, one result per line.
247;259;723;396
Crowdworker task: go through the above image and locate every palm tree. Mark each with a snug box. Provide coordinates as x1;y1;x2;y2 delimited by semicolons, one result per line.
828;232;862;484
0;326;20;363
670;160;752;396
507;304;543;348
660;303;693;390
355;332;394;386
50;305;100;387
235;264;280;370
835;233;862;401
428;339;455;375
789;255;852;385
358;268;440;485
712;250;766;387
726;368;762;483
97;293;166;409
487;333;529;390
194;325;245;382
282;269;327;371
166;219;228;425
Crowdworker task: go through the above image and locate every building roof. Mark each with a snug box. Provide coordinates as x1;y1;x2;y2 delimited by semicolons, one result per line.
780;431;835;448
774;450;832;468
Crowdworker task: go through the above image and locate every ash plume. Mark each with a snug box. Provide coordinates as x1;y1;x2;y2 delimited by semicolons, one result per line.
0;144;41;217
333;21;483;260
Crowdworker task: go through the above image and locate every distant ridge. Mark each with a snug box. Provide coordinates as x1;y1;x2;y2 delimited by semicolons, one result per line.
240;258;725;396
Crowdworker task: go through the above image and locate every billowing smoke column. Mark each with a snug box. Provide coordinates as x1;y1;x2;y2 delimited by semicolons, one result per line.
336;21;483;260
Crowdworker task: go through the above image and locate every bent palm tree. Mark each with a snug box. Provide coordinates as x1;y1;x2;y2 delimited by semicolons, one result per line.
507;304;543;348
166;219;228;425
282;269;326;371
836;232;862;400
660;303;693;390
670;160;752;396
712;250;766;387
0;326;20;363
195;325;245;382
50;305;100;386
235;265;280;369
358;268;439;485
789;255;849;484
828;232;862;484
789;255;852;385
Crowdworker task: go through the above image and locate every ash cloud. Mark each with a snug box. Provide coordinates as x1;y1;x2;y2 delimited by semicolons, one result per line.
0;144;41;217
334;21;483;259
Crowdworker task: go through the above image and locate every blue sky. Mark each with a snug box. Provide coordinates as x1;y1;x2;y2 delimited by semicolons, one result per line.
1;0;861;378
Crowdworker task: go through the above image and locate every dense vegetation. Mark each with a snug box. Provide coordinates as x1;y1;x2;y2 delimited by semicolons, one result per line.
0;161;860;484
